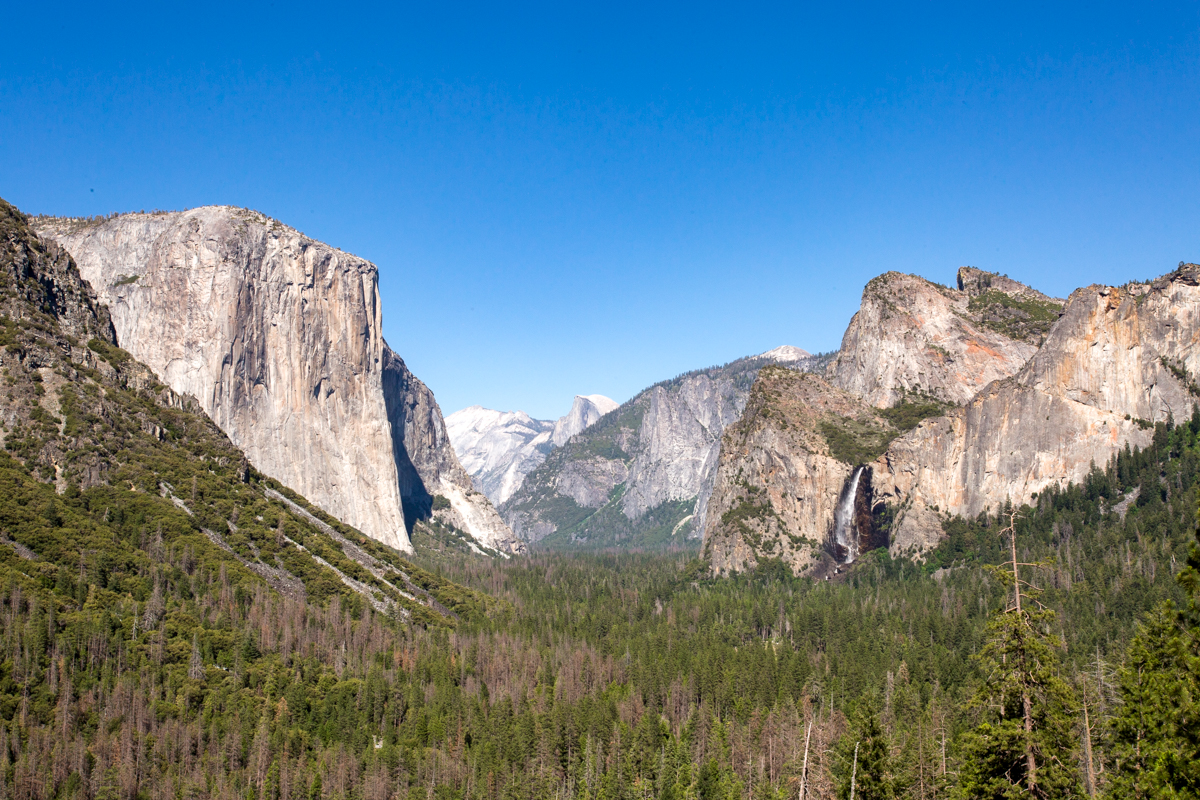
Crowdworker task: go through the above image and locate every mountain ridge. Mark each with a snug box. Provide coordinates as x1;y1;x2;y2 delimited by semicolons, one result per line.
33;207;521;555
446;393;618;506
701;265;1200;575
500;349;833;548
0;196;478;621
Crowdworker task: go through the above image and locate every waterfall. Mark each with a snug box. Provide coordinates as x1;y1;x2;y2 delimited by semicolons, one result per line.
833;466;865;564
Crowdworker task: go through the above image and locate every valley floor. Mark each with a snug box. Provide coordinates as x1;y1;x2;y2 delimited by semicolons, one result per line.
4;418;1200;799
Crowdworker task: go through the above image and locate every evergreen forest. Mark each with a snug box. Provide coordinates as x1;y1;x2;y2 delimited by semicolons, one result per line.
1;197;1199;799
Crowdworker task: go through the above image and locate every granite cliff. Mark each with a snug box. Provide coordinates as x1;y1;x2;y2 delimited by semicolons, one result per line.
501;348;830;548
874;265;1200;554
446;394;617;506
703;366;894;576
0;195;474;623
446;408;554;505
553;394;619;446
34;207;521;554
702;265;1200;575
827;268;1063;407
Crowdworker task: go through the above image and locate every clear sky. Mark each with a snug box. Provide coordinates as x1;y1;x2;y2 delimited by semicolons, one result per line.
2;3;1197;419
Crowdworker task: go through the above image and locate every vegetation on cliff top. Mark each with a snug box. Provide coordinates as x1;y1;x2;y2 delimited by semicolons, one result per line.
966;288;1064;344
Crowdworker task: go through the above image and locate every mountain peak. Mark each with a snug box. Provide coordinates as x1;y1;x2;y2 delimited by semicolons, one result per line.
759;345;812;362
552;394;618;447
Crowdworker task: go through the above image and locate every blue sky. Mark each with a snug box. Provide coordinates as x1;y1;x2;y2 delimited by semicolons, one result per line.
2;2;1198;419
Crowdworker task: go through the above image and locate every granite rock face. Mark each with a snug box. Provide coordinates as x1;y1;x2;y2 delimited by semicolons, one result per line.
827;269;1063;407
380;349;522;553
552;395;619;447
701;265;1200;575
34;207;521;554
445;407;555;505
501;349;831;547
702;367;892;576
874;266;1200;555
445;394;616;506
622;372;747;528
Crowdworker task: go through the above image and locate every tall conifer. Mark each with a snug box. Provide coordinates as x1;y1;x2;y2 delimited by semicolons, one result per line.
956;513;1083;799
1106;497;1200;797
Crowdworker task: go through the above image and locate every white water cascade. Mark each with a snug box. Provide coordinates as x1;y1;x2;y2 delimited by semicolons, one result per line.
832;466;865;564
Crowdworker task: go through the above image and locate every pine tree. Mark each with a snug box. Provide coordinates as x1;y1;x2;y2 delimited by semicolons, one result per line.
839;708;894;800
1106;497;1200;798
1105;605;1194;798
956;513;1084;800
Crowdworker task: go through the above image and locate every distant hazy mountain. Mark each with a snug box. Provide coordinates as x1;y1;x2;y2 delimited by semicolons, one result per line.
552;394;620;446
758;345;811;363
447;394;618;505
499;347;831;550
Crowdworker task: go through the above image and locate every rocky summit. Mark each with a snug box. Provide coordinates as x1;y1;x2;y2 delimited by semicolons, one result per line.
33;208;521;554
552;394;619;447
874;265;1200;555
501;348;831;548
703;265;1200;576
446;394;617;506
827;268;1064;407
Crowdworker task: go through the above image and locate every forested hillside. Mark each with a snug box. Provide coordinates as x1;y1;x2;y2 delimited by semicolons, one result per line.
1;192;1197;800
418;418;1200;799
0;198;493;800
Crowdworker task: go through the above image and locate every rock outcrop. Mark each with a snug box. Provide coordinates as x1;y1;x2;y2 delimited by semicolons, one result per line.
701;265;1200;576
703;367;894;576
446;394;616;506
874;266;1200;554
501;349;832;548
1;195;473;622
34;207;521;554
446;407;555;505
552;394;619;447
827;269;1063;407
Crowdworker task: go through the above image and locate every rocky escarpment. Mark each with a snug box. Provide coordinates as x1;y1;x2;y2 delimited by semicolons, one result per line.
827;269;1063;407
446;394;616;506
553;394;619;447
0;196;476;623
702;265;1200;576
34;207;521;554
380;349;519;552
874;266;1200;555
501;348;832;548
702;367;896;576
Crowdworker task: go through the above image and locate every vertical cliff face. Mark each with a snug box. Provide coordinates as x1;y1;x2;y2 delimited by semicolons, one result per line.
700;266;1200;576
702;367;894;576
874;267;1200;555
552;395;619;447
34;208;520;554
501;350;829;548
381;347;522;552
827;270;1063;407
622;372;748;529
